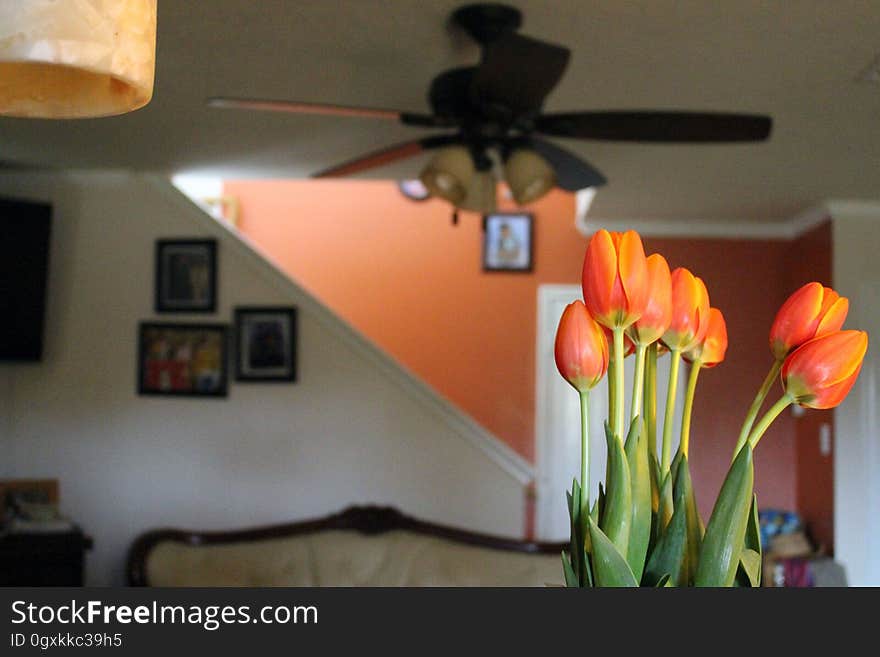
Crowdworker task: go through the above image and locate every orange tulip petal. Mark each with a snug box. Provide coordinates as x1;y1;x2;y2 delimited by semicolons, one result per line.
770;282;824;358
809;363;863;408
617;230;648;323
631;253;672;344
555;300;610;391
783;330;868;406
815;296;848;336
582;230;617;325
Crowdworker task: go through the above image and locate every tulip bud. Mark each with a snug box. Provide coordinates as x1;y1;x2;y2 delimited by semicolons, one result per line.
770;282;848;361
661;268;710;352
582;229;649;330
782;330;868;409
685;307;728;368
555;300;610;392
628;253;672;346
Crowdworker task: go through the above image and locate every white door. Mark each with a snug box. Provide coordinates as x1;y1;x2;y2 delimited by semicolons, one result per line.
535;285;686;541
864;282;880;584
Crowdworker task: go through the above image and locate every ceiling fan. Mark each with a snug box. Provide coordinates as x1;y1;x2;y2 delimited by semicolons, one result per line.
208;3;772;213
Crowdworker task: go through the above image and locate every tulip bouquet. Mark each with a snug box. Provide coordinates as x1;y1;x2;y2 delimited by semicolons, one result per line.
555;229;868;587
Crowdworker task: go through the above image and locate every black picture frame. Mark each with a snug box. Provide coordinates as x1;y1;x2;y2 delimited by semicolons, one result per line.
137;322;228;397
234;307;298;383
482;213;534;273
155;239;217;313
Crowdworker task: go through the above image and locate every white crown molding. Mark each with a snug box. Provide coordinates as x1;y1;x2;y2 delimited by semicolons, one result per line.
825;199;880;221
575;203;834;241
145;174;535;485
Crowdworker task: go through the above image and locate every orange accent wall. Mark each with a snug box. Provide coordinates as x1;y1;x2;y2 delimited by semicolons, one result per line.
224;179;826;517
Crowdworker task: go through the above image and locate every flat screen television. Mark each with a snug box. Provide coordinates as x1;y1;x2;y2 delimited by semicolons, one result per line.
0;197;52;361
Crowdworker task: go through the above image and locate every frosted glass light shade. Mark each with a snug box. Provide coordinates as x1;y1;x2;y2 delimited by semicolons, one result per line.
0;0;157;118
419;146;475;204
458;170;497;214
505;148;556;205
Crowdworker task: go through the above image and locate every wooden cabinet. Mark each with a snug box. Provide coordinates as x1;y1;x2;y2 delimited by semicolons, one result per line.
0;529;92;586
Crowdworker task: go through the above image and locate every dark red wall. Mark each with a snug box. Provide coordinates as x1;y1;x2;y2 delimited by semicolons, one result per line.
642;237;797;518
785;221;835;550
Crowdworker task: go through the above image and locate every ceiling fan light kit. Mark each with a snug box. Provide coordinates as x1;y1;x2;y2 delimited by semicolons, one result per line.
209;2;772;213
0;0;157;119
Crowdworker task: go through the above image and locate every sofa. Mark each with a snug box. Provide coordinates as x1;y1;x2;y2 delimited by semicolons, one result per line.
127;506;566;587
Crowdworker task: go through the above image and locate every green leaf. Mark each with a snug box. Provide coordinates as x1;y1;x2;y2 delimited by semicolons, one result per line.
655;573;671;587
588;516;638;587
591;482;605;525
649;450;661;514
674;455;703;585
739;548;762;588
670;448;683;489
561;551;579;588
582;546;594;587
745;494;761;555
625;417;651;583
643;475;689;586
600;422;632;557
568;479;582;584
694;444;755;587
656;472;674;537
737;494;763;587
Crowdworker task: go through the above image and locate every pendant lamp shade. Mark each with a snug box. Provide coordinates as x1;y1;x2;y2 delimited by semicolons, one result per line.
0;0;157;118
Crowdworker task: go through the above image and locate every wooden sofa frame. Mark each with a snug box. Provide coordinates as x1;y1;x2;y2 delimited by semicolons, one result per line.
127;505;567;586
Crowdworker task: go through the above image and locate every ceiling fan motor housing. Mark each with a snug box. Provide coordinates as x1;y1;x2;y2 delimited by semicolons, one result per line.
451;3;523;45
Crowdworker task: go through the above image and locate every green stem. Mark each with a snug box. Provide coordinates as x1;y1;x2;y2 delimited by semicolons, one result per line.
579;390;590;516
734;360;783;460
679;361;702;458
646;343;658;459
631;343;647;422
661;349;682;474
747;394;794;450
607;354;617;432
612;328;625;440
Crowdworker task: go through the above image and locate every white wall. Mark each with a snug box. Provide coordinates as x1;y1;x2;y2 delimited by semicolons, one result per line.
832;203;880;586
0;171;530;585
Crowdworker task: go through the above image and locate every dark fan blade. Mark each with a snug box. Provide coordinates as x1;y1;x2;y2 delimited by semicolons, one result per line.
312;135;458;178
207;97;449;128
470;33;570;115
535;111;772;142
528;138;607;190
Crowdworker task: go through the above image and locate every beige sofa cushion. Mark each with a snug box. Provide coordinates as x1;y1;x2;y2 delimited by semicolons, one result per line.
147;529;563;587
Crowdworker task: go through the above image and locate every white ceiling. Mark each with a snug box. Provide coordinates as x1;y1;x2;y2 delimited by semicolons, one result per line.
2;0;880;222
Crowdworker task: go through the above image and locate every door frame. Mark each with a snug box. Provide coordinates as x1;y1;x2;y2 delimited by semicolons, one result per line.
534;284;583;540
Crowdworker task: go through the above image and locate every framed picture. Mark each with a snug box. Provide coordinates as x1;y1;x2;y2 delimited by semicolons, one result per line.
138;322;228;397
234;307;298;382
155;239;217;313
482;213;534;273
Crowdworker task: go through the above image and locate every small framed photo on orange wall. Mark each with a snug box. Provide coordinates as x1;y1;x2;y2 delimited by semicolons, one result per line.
482;213;534;273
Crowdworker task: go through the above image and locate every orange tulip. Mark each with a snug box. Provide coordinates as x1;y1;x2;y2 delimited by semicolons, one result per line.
628;253;672;346
782;330;868;409
770;282;848;361
685;307;728;368
555;300;610;392
661;268;710;352
581;229;648;329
